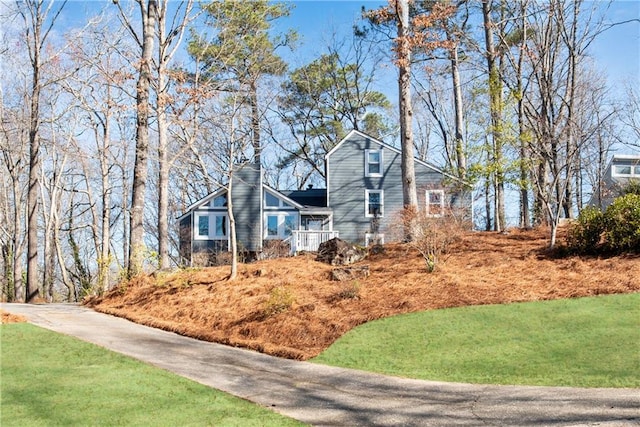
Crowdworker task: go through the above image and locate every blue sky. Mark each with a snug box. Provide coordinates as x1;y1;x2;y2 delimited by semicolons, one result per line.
57;0;639;88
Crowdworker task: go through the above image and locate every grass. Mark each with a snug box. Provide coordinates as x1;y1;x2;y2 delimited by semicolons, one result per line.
312;293;640;388
0;323;305;427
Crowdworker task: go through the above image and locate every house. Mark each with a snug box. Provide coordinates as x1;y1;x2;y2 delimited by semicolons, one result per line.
178;130;472;265
588;154;640;209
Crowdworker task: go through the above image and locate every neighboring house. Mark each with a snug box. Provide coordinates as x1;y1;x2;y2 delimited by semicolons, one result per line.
178;130;472;265
588;154;640;209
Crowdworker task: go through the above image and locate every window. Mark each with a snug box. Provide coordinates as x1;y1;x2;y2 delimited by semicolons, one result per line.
265;192;280;207
265;213;298;239
284;215;296;237
212;194;227;207
195;213;228;240
365;149;383;177
365;233;384;246
197;214;209;238
365;190;384;217
426;190;445;217
264;191;293;208
267;215;279;236
214;215;227;238
613;164;640;177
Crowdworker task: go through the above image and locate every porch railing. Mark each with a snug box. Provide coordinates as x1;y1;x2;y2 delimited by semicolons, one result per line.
290;230;339;254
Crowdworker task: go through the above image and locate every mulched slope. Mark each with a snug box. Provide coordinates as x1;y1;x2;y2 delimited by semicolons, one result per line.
89;228;640;360
1;310;27;324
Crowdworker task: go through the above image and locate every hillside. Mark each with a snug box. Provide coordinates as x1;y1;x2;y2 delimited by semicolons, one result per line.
88;228;640;360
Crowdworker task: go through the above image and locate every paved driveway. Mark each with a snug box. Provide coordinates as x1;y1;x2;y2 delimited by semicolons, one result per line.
2;303;638;426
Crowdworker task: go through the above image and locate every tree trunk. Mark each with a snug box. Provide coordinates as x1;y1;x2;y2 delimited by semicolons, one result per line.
482;0;506;232
99;101;112;294
397;0;418;240
227;174;238;281
157;61;170;270
10;175;24;301
128;0;157;277
26;11;42;303
250;80;261;164
517;0;531;228
450;44;466;179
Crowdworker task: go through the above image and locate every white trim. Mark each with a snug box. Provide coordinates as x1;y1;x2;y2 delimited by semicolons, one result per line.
612;154;640;161
365;189;384;218
263;186;305;210
425;189;445;217
365;149;383;177
194;212;230;241
612;164;640;178
264;212;299;240
176;188;227;222
365;233;384;246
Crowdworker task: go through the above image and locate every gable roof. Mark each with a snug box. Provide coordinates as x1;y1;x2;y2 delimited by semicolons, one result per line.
176;184;309;222
176;187;227;222
326;129;471;187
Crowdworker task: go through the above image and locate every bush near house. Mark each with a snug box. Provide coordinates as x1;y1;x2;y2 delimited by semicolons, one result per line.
568;192;640;254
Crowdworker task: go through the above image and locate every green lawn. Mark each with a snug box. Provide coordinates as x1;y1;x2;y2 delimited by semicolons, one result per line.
312;293;640;388
1;323;305;427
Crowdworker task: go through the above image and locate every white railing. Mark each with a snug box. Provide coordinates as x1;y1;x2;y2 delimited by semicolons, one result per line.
290;230;339;254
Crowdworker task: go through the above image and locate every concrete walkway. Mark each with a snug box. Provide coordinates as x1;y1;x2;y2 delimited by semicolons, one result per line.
2;303;638;426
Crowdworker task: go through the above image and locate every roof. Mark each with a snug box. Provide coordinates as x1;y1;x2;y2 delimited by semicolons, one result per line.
175;187;226;222
176;184;314;222
283;188;327;208
326;129;472;187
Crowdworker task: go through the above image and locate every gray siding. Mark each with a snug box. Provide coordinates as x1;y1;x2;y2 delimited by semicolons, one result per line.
328;133;470;244
590;156;640;208
179;215;192;264
231;162;262;252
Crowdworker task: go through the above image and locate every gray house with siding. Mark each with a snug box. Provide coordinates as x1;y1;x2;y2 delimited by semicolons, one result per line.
588;154;640;209
178;130;472;265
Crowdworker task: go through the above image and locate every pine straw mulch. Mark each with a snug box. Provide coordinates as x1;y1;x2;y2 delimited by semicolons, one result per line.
87;228;640;360
1;310;27;324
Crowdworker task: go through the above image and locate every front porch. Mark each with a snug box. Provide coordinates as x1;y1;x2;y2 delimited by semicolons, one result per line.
289;230;340;254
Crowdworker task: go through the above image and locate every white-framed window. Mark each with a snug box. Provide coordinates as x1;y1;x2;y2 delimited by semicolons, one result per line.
195;212;228;240
210;194;227;207
264;190;293;208
613;164;640;177
365;189;384;217
264;213;298;239
426;190;445;217
365;233;384;246
196;213;209;238
365;149;383;177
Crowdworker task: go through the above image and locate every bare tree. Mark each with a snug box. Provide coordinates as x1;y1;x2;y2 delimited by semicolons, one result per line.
524;0;611;246
0;94;28;301
154;0;195;270
365;0;455;239
16;0;68;302
114;0;158;277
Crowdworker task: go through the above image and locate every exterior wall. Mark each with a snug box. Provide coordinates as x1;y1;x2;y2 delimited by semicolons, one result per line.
231;162;263;252
589;156;640;209
179;215;192;265
328;132;471;244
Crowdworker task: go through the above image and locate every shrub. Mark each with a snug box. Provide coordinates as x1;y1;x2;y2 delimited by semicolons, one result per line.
620;180;640;197
262;285;295;317
604;193;640;253
566;206;605;254
399;207;467;272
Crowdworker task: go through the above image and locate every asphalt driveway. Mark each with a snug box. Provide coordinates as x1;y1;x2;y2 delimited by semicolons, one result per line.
2;303;638;426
